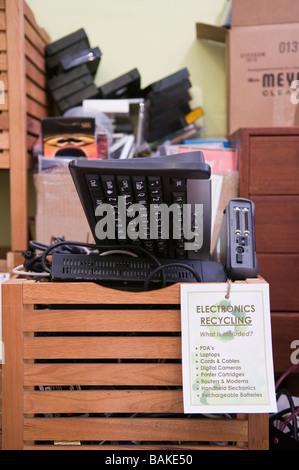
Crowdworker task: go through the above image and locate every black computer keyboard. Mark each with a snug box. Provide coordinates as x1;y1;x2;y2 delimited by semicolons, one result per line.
69;152;212;261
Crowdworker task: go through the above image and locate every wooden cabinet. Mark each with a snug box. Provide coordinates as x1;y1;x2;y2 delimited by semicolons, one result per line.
231;127;299;373
0;0;50;254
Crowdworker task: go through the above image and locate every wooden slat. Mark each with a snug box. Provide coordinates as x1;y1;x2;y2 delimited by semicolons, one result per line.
23;0;51;45
27;115;41;137
26;95;47;120
24;363;183;387
0;129;9;148
2;280;25;449
27;132;37;152
0;10;5;30
24;336;182;360
248;414;269;450
24;390;184;415
23;281;182;305
24;309;181;332
23;417;248;443
25;37;45;73
0;31;6;51
0;111;9;130
26;77;48;107
24;17;47;56
0;51;7;70
25;58;47;89
6;0;29;252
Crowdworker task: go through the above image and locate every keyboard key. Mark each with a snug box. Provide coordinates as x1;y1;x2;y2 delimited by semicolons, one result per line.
132;176;146;192
117;175;132;194
172;192;186;204
92;191;106;207
86;174;102;191
171;178;186;190
148;176;161;188
101;175;118;197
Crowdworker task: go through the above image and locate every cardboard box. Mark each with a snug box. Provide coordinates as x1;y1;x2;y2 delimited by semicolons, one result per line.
34;173;92;245
228;23;299;133
231;0;299;27
197;2;299;134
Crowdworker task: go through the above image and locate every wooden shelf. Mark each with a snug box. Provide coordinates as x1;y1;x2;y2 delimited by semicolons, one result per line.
0;0;50;252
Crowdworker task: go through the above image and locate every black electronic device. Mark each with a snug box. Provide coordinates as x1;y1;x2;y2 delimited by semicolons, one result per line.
98;68;141;99
146;78;192;107
48;68;95;103
142;68;190;96
142;70;192;143
51;254;227;287
144;118;188;143
21;237;227;288
47;64;91;94
56;83;99;114
47;64;99;114
45;29;90;74
69;152;212;261
213;198;259;280
149;90;191;117
149;103;191;130
45;28;89;57
60;47;102;77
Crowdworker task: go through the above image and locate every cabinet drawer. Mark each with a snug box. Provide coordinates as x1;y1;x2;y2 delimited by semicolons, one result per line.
252;196;299;253
258;254;299;311
249;136;299;195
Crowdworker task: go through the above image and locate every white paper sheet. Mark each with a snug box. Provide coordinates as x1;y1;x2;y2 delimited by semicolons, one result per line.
180;282;277;414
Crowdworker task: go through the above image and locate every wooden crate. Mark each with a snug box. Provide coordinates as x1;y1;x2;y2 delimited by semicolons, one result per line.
0;0;50;252
2;279;269;450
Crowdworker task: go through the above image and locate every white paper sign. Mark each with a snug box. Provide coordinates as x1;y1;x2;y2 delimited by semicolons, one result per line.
180;282;277;414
